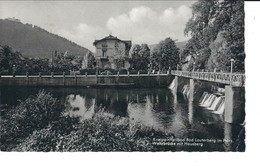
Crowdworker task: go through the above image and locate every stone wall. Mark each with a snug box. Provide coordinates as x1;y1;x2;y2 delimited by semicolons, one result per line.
0;75;175;88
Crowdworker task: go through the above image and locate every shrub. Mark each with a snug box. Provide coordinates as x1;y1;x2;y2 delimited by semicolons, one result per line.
0;90;66;150
13;110;162;151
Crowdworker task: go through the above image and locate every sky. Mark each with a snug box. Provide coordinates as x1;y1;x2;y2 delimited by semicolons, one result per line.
0;1;195;51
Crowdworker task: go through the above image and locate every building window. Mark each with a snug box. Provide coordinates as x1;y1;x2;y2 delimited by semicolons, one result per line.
102;50;106;57
102;44;107;47
115;41;119;48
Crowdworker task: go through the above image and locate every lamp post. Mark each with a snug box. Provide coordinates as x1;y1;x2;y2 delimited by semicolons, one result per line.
230;58;235;74
148;63;151;73
168;66;171;75
12;64;16;77
177;64;179;71
193;62;196;72
149;53;152;73
230;58;235;85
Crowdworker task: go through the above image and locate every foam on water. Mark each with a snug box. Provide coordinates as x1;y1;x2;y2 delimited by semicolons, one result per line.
208;96;223;111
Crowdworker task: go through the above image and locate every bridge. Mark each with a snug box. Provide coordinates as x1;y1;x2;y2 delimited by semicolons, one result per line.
171;70;245;87
168;70;245;125
0;70;245;87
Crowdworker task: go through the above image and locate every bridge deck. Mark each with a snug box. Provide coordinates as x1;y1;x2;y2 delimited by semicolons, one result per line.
171;71;245;87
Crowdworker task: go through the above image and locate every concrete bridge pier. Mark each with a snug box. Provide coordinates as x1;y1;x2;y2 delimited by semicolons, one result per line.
174;76;178;93
189;79;195;102
224;86;245;124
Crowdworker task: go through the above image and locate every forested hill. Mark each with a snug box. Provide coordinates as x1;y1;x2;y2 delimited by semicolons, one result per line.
0;19;90;59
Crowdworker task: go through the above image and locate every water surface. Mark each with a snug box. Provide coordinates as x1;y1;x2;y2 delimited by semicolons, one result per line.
0;87;245;151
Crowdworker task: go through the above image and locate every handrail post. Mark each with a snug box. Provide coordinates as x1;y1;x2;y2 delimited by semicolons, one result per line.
63;72;66;86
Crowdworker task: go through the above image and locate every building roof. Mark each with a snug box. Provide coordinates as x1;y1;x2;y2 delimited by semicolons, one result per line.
93;35;132;48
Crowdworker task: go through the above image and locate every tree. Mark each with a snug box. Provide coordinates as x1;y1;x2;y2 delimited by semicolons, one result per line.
152;38;180;71
221;0;245;72
138;44;150;70
114;58;125;70
129;44;150;71
182;0;245;72
0;45;27;74
182;0;219;71
87;52;95;69
52;51;83;73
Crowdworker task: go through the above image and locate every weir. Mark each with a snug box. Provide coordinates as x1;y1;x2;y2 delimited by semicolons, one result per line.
0;74;175;88
169;72;245;124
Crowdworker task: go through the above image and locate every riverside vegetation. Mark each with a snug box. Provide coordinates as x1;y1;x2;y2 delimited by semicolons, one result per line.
0;90;172;151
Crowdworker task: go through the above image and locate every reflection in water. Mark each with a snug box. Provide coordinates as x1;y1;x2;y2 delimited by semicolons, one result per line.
0;87;245;151
224;122;232;151
188;100;194;126
170;105;188;137
65;94;95;121
128;96;156;129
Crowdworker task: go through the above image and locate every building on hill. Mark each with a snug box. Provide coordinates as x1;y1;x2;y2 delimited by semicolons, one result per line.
93;35;131;70
6;17;21;23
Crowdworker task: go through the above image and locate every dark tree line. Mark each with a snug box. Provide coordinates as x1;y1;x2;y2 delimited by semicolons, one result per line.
129;38;180;72
0;45;83;75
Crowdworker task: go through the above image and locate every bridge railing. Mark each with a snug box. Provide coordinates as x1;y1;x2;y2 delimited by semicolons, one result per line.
0;72;170;78
0;70;245;87
171;70;245;87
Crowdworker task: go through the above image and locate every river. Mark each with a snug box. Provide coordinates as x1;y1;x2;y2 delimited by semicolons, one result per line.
0;87;245;151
